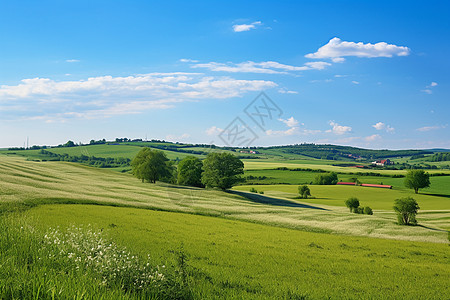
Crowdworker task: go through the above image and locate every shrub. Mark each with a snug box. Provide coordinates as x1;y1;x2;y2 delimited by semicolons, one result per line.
250;187;258;193
363;206;373;215
313;172;338;185
259;191;264;194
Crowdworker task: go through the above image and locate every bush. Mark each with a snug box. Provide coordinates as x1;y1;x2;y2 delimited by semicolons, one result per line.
363;206;373;215
250;187;258;193
259;191;264;194
345;197;360;212
313;172;338;185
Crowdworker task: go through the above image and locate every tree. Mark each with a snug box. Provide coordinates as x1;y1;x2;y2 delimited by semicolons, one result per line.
345;197;360;212
404;170;430;194
64;140;75;147
313;172;338;185
393;197;420;225
298;185;311;199
177;156;203;187
131;148;173;183
201;152;244;190
363;206;373;215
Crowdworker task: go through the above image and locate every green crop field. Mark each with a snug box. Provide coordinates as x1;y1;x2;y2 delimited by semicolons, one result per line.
18;204;449;299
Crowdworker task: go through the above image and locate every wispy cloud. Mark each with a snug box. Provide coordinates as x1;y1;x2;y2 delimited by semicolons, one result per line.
185;60;331;74
65;59;80;63
421;82;438;94
365;134;381;142
351;80;360;85
179;58;199;63
305;37;410;62
416;125;447;132
0;73;277;122
233;21;262;32
266;117;320;136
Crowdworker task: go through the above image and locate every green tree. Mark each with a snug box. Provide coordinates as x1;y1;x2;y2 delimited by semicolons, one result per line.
404;170;430;194
393;197;420;225
313;172;338;185
345;197;360;213
177;156;203;187
363;206;373;215
131;148;173;183
201;152;244;190
298;185;311;199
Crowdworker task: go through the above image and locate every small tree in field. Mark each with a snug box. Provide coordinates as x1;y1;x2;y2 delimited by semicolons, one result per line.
201;152;244;190
131;148;173;183
404;170;430;194
298;185;311;199
393;197;420;225
345;197;360;212
177;156;203;187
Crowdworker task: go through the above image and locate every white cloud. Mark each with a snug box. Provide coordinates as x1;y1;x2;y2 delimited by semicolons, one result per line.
416;125;447;132
233;21;262;32
334;74;347;78
0;73;277;122
266;117;320;137
279;117;300;128
65;59;80;63
365;134;381;142
351;81;360;84
166;133;190;141
422;82;438;94
372;122;395;133
190;60;330;74
327;121;352;135
205;126;223;136
278;88;298;94
179;58;199;63
305;37;410;61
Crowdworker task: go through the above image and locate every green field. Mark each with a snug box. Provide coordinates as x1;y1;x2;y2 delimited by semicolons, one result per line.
20;204;450;299
1;150;449;299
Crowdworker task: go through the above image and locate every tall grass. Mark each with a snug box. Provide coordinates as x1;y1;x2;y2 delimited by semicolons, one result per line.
0;214;191;299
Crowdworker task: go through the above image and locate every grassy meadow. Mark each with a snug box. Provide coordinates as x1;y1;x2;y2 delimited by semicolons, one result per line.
19;204;450;299
1;146;449;299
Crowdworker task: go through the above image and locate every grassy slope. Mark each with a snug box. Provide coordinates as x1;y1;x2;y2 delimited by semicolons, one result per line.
27;204;450;300
0;155;448;242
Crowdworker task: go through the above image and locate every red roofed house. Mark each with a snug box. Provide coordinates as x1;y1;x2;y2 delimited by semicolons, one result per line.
372;159;393;167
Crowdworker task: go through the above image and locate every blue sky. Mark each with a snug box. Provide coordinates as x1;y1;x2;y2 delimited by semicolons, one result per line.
1;0;449;149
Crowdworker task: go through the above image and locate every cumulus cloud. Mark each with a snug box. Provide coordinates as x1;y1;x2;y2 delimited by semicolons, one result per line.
430;82;438;87
188;60;331;74
205;126;223;136
327;121;352;135
233;21;262;32
279;117;300;128
0;73;277;122
372;122;394;133
305;37;410;62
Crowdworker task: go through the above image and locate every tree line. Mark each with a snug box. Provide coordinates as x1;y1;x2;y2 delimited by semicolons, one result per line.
131;148;244;190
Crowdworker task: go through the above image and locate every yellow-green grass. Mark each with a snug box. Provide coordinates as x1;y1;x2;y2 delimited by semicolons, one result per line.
25;204;450;300
243;169;450;194
1;144;203;161
243;159;450;175
234;184;450;211
0;155;448;243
